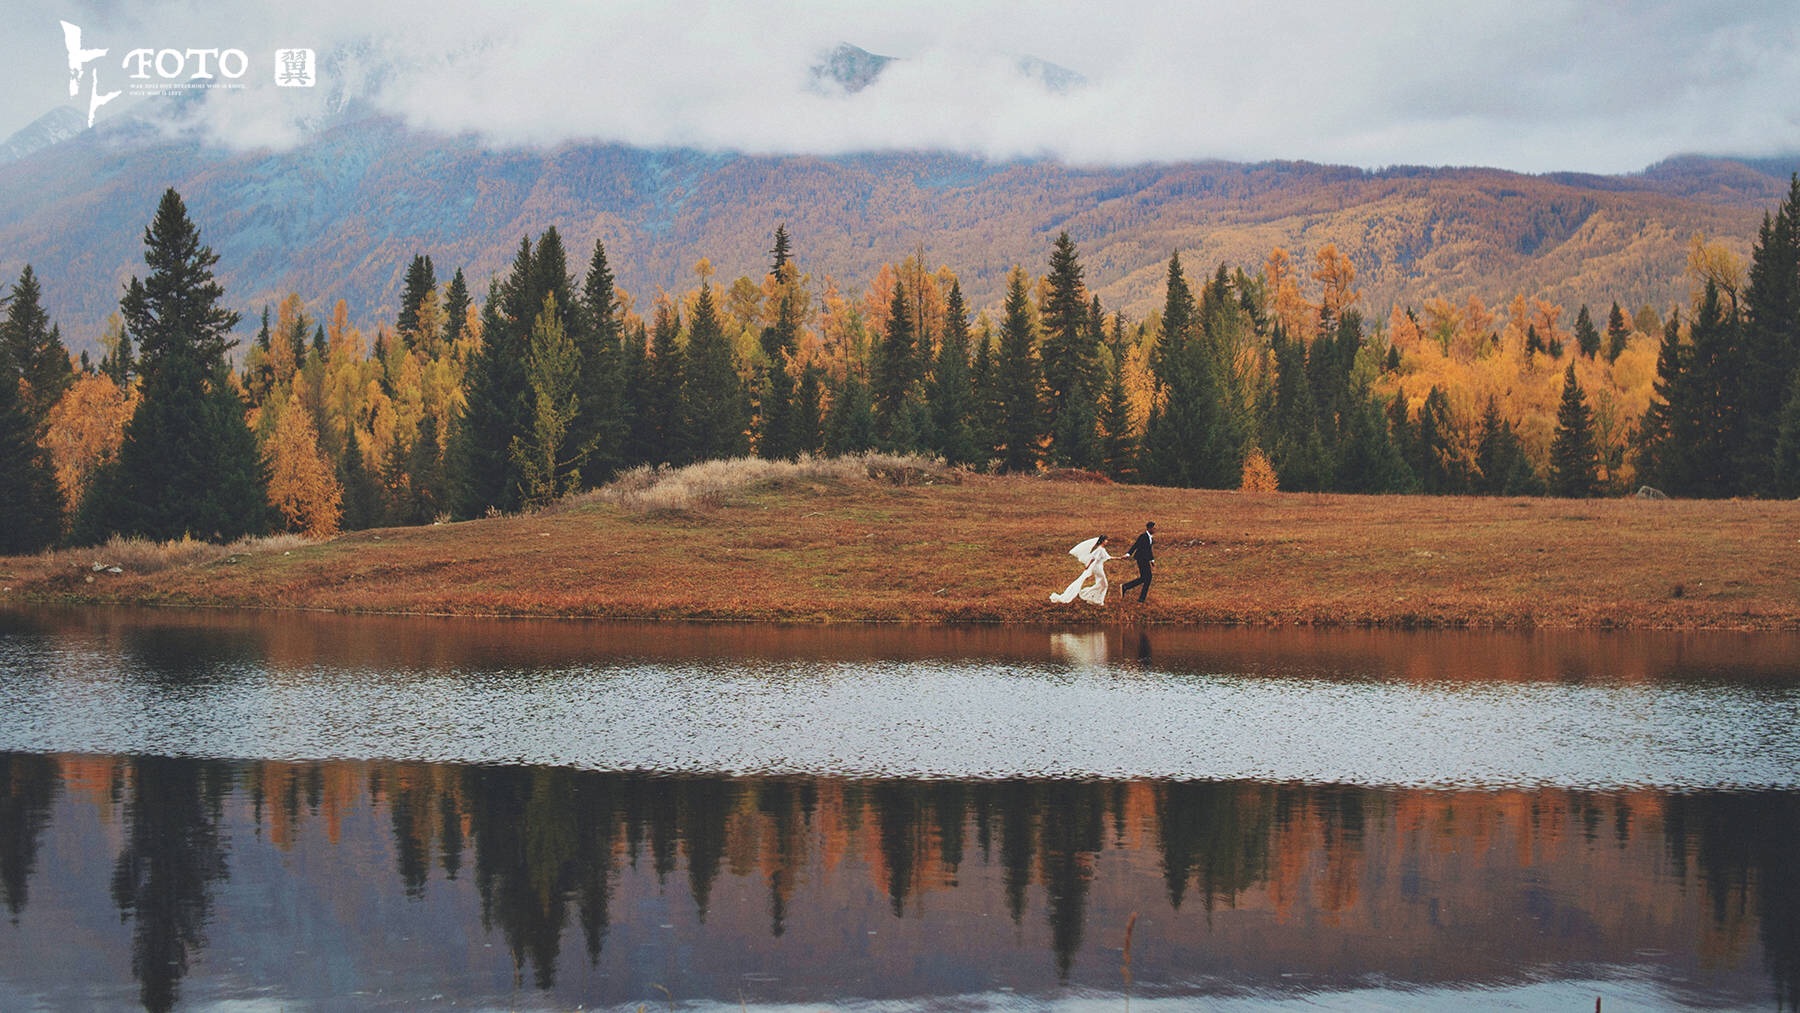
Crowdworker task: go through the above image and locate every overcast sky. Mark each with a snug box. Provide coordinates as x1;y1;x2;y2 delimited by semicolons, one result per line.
9;1;1799;174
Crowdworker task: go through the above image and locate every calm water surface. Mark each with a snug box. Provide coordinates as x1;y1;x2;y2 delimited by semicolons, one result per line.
0;605;1796;1011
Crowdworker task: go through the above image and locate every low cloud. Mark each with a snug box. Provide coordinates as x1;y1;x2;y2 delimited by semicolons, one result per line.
17;0;1800;173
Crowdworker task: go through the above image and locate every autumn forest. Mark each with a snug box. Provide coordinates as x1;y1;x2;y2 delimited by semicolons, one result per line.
4;176;1800;554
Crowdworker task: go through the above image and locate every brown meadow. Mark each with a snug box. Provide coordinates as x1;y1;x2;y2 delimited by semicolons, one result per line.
4;455;1797;630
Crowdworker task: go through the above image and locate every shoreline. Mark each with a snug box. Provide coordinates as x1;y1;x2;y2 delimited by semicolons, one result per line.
5;472;1798;633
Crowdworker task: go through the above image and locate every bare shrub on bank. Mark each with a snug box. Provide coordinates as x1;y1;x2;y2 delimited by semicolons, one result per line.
39;532;319;575
583;453;955;514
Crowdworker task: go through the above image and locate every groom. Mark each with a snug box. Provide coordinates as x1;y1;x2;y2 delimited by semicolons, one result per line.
1121;521;1155;602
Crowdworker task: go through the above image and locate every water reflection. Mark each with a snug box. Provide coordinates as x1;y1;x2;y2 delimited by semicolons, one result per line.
0;753;1795;1010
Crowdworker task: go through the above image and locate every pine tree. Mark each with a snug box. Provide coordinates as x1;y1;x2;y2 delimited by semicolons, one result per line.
512;293;582;505
0;336;64;551
1736;175;1800;496
1474;397;1540;495
871;279;922;450
1635;309;1686;493
1640;283;1744;497
643;300;685;464
444;269;472;349
1335;391;1415;493
1548;363;1600;497
929;281;979;466
574;238;625;483
1;265;74;432
449;242;533;517
1413;386;1472;494
681;282;749;463
397;254;436;346
1605;301;1631;363
1141;255;1245;488
1267;327;1330;491
794;363;824;456
823;369;874;455
1039;232;1099;465
1573;304;1601;358
76;188;269;544
993;267;1043;473
1096;321;1138;481
756;290;801;460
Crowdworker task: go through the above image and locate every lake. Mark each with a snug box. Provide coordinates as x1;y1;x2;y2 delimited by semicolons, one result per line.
1;605;1796;1010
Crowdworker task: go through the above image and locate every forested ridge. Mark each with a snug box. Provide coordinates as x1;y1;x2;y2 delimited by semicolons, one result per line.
4;175;1800;553
0;116;1792;357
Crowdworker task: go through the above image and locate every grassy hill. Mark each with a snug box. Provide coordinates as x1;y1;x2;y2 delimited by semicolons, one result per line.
6;457;1797;631
0;113;1793;354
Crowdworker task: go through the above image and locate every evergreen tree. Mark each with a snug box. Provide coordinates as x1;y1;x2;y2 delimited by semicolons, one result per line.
1096;315;1138;480
1267;327;1331;491
397;254;436;347
0;336;64;551
2;265;74;431
929;281;979;466
512;293;582;505
1736;175;1800;495
1412;386;1472;494
642;301;685;464
794;363;824;456
1548;363;1600;497
967;323;1001;466
1573;304;1601;358
993;267;1043;473
336;433;381;531
756;290;801;460
1334;391;1415;493
1642;285;1743;497
99;307;133;384
823;369;874;455
1774;369;1800;497
77;188;269;543
1635;309;1686;492
444;269;472;348
680;282;750;462
1039;232;1100;465
1605;301;1632;363
1474;397;1541;495
871;279;923;450
574;238;626;483
770;224;793;275
1141;256;1245;487
449;241;534;517
617;318;650;466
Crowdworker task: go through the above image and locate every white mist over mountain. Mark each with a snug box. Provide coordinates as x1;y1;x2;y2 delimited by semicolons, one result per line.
4;2;1799;173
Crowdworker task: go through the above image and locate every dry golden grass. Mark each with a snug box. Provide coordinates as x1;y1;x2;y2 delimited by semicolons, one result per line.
4;460;1797;631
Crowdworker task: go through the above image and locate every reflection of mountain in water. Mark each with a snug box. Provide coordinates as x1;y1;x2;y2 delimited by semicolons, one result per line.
0;753;1794;1008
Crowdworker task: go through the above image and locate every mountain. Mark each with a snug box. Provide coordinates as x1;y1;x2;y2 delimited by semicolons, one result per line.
0;107;85;166
809;43;896;94
0;110;1794;356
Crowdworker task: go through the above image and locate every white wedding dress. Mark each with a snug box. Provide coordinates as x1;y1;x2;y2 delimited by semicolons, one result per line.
1050;538;1111;605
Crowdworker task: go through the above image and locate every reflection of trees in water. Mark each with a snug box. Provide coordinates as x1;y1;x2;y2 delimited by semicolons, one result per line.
109;756;232;1013
0;753;60;923
1666;792;1800;1010
9;757;1800;1006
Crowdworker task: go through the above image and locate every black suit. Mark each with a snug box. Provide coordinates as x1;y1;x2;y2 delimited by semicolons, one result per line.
1121;530;1154;601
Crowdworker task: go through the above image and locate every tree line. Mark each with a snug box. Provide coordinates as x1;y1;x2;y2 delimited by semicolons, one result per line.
4;178;1799;554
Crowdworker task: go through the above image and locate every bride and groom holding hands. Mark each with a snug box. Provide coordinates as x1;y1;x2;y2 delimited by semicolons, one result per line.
1049;521;1155;606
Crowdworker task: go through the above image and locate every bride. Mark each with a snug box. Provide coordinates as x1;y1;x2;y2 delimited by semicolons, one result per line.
1050;535;1112;605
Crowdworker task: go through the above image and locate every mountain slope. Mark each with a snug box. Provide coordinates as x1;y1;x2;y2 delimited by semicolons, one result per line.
0;113;1792;353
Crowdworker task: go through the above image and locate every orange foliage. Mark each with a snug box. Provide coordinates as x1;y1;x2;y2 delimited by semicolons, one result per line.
264;389;342;537
40;372;138;514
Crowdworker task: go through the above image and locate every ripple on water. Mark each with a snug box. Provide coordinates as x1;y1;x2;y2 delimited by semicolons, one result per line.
1;642;1797;790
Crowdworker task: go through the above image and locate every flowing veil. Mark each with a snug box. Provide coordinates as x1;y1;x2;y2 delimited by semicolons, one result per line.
1069;536;1101;559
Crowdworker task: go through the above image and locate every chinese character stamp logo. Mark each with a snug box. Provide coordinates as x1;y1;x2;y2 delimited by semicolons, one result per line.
275;49;315;88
